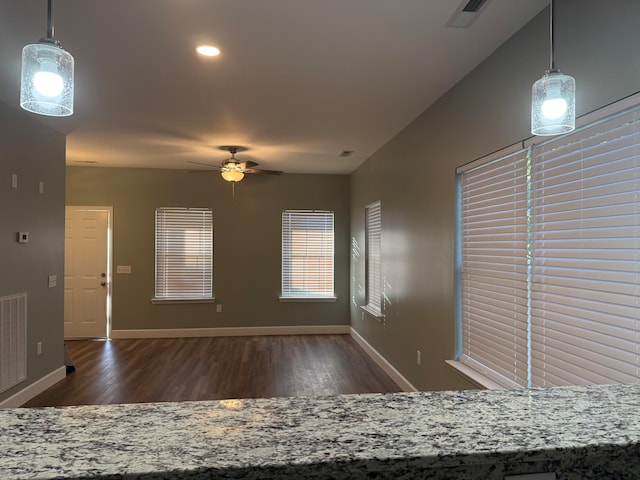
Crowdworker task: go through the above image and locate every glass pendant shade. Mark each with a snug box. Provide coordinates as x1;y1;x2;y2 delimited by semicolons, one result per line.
20;42;74;117
531;70;575;136
221;169;244;182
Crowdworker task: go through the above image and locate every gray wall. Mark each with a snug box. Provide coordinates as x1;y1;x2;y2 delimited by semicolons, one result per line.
350;0;640;391
66;167;350;332
0;101;66;403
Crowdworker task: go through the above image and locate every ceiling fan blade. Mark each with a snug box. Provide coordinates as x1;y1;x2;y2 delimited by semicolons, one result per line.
188;170;217;174
238;161;258;169
245;168;283;175
187;160;221;170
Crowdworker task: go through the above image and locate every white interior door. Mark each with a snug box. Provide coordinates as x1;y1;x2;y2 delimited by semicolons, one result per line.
64;207;110;338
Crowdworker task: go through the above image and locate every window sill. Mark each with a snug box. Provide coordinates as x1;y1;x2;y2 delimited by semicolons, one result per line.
360;305;384;319
151;297;215;305
279;296;337;303
445;360;505;390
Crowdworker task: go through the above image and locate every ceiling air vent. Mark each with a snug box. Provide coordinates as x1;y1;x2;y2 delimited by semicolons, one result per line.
462;0;488;13
447;0;490;28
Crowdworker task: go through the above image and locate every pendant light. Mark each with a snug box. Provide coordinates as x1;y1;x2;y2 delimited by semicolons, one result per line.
20;0;74;117
531;0;574;136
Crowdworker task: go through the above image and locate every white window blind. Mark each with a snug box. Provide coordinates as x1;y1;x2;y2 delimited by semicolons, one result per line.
365;201;382;315
457;98;640;389
281;210;334;298
155;207;213;299
459;150;530;388
531;108;640;387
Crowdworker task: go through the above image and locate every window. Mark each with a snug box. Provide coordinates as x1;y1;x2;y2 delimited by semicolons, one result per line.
529;108;640;387
458;150;530;388
281;210;335;300
364;201;383;316
456;97;640;388
154;207;213;301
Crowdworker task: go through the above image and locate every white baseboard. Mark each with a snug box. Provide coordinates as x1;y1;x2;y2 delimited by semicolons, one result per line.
0;366;66;408
349;328;418;392
111;325;351;339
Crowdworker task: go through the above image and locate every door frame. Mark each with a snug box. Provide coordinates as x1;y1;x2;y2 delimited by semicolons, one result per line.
65;206;114;338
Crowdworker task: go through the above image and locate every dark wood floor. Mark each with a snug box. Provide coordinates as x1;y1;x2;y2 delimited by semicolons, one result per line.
23;335;401;407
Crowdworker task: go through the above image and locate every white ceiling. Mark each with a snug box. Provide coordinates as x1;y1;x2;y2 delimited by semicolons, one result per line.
0;0;548;174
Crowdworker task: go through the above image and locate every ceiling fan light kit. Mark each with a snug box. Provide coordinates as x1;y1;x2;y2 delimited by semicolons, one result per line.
20;0;74;117
221;146;247;182
221;167;245;182
531;0;575;136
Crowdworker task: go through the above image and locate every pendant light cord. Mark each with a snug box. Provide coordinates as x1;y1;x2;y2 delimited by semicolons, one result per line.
549;0;556;71
47;0;54;39
42;0;61;46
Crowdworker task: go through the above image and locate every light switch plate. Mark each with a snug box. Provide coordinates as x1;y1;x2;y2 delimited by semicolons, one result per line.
48;275;57;288
116;265;132;274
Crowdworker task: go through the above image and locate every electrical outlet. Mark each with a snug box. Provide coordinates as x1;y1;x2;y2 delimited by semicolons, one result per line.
216;304;222;313
37;342;42;355
416;350;421;365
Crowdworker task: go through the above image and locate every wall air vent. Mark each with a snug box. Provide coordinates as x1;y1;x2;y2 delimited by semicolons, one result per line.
447;0;490;28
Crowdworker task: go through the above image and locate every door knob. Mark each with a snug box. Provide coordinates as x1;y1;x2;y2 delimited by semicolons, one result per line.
100;281;107;287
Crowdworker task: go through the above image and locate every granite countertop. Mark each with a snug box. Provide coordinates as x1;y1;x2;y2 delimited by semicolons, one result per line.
2;383;640;479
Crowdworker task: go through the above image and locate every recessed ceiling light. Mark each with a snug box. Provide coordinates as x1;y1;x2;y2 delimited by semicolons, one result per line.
196;45;221;57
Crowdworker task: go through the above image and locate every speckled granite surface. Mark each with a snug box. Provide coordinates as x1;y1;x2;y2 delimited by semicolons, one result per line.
2;383;640;479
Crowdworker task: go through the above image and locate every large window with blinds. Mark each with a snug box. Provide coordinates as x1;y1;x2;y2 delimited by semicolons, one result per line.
457;97;640;388
281;210;335;299
364;201;383;316
154;207;213;301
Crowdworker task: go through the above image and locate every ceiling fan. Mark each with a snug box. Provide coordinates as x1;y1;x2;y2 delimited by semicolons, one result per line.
188;146;283;182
